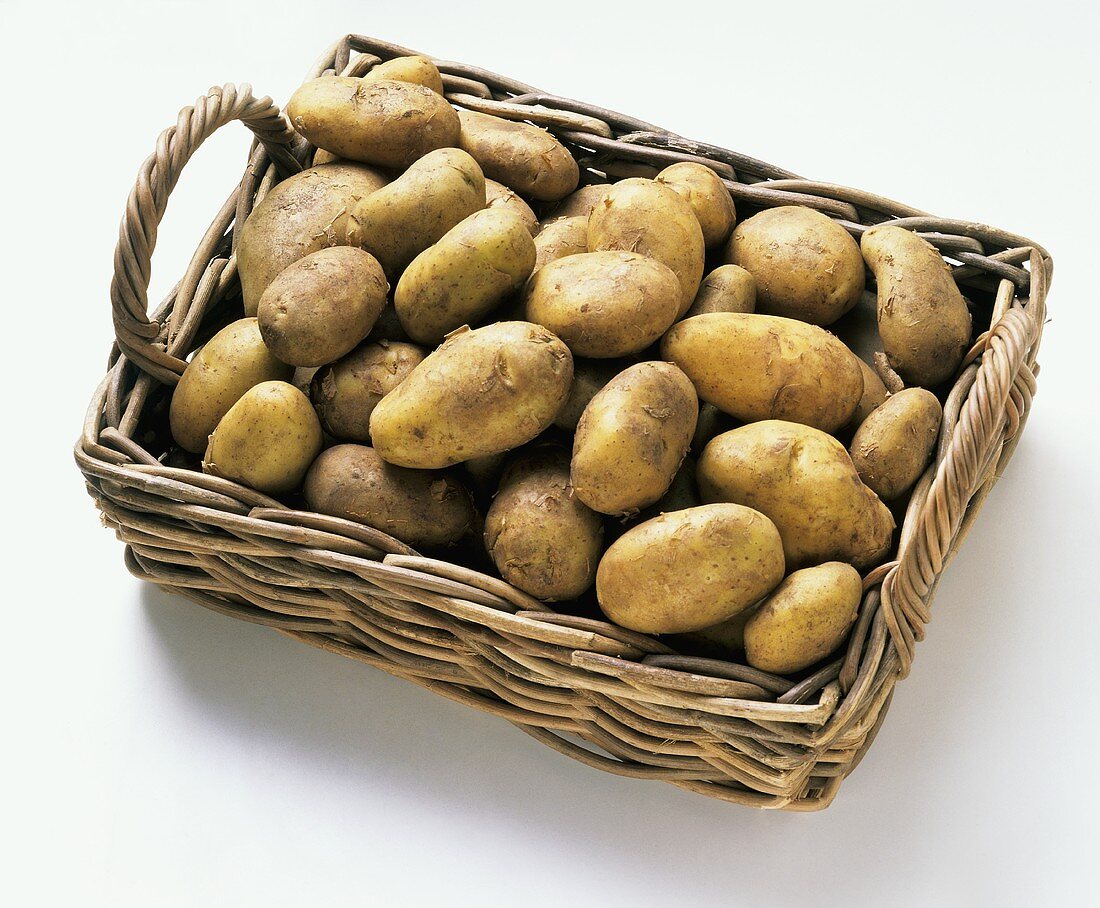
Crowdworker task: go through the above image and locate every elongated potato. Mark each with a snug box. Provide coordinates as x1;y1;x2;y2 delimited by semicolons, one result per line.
533;216;589;272
596;504;785;634
485;179;538;236
698;420;895;570
656;162;736;248
363;56;444;94
850;388;942;500
370;322;573;468
552;359;621;431
661;313;864;434
685;265;756;318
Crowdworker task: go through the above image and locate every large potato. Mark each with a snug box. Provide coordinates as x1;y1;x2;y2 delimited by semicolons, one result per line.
726;206;864;326
287;77;459;170
656;162;736;248
533;216;589;273
850;387;942;500
862;225;973;387
485;179;538;236
552;359;621;431
524;251;681;358
698;420;895;570
596;504;785;634
457;109;579;201
395;209;536;345
369;322;573;468
685;264;756;318
660;313;864;434
571;362;698;515
484;446;604;600
363;56;444;94
588;178;705;314
303;444;475;547
743;562;862;674
169;318;292;454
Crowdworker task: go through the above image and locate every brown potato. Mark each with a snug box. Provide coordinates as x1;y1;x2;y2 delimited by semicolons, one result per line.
849;387;942;500
656;162;736;248
540;183;610;222
485;179;538;236
363;55;445;94
638;455;701;521
552;359;621;432
533;216;589;273
849;357;890;429
685;265;756;318
312;148;340;165
672;604;760;656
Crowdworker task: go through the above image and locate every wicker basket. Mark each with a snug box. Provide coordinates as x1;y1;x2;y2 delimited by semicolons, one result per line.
76;34;1052;810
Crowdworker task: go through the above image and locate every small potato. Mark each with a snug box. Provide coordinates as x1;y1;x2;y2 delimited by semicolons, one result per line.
673;604;760;656
744;563;862;674
588;178;705;315
850;388;942;500
287;77;459;170
571;362;698;515
692;402;734;453
656;162;736;248
552;359;621;431
370;322;573;469
312;148;340;165
457;109;579;201
638;455;701;522
485;179;538;236
726;206;864;326
484;446;604;600
540;183;610;222
685;265;756;318
203;381;323;495
661;313;864;434
169;318;293;454
303;444;475;547
848;357;889;429
596;504;785;634
395;209;536;345
533;216;589;272
258;247;388;367
698;420;895;570
310;340;426;442
462;451;508;498
363;55;444;94
524;251;681;358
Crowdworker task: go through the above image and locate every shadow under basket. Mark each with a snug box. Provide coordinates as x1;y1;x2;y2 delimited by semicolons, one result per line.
76;34;1052;810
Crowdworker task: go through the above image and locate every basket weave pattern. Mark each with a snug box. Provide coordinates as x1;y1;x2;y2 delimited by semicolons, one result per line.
76;35;1051;809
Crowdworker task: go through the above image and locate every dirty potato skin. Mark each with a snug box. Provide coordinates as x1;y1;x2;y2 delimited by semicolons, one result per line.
524;251;681;358
849;387;942;500
541;183;610;222
533;216;589;272
369;322;574;469
303;444;475;547
848;357;890;429
743;562;862;674
685;265;756;318
656;162;736;248
596;504;786;634
485;179;539;236
363;55;445;94
571;362;699;516
552;359;622;431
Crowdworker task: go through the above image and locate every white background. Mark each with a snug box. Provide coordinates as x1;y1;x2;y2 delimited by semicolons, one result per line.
3;2;1097;905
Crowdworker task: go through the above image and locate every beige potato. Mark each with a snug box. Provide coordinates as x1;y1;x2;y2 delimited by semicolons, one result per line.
726;206;864;325
169;318;293;454
370;322;573;468
588;178;705;315
571;362;698;515
552;359;621;432
363;55;445;94
202;381;323;495
395;209;536;345
457;109;579;201
485;179;538;236
744;562;862;674
656;162;736;248
850;387;942;500
533;216;589;272
312;148;340;165
698;420;895;570
541;183;610;222
638;455;701;521
524;251;681;358
310;340;426;442
862;225;973;388
303;444;475;547
661;313;864;434
596;504;785;634
849;357;890;429
685;265;756;318
673;604;760;656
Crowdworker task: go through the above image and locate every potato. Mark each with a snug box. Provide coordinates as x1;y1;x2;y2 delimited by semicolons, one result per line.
862;225;973;387
310;340;426;442
541;183;610;222
524;251;681;358
370;322;573;468
363;55;444;94
202;381;323;495
533;216;588;272
303;444;475;547
485;179;538;236
287;77;459;170
743;562;862;674
457;109;579;202
685;264;756;318
849;388;942;500
656;162;736;248
312;148;340;166
698;420;895;570
726;206;864;326
462;451;508;498
673;604;760;656
356;148;486;278
692;402;734;453
552;359;620;431
395;209;536;345
588;178;705;315
484;446;604;600
661;313;864;434
849;357;889;428
596;504;785;634
638;455;701;521
238;162;389;316
571;362;698;515
169;318;293;453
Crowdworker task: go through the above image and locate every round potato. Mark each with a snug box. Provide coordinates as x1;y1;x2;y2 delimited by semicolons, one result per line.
672;604;761;657
524;251;681;358
303;444;475;547
726;206;864;326
540;183;610;222
485;179;538;236
656;162;736;248
596;504;785;634
571;362;698;515
552;359;621;432
363;55;444;94
743;562;862;674
370;322;573;469
169;318;293;454
848;357;890;429
850;387;942;500
685;265;756;318
533;216;589;273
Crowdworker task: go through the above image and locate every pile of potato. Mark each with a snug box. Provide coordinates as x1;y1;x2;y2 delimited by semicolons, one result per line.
167;56;973;677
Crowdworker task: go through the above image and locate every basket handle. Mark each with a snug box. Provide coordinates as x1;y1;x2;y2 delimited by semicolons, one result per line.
109;84;301;383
